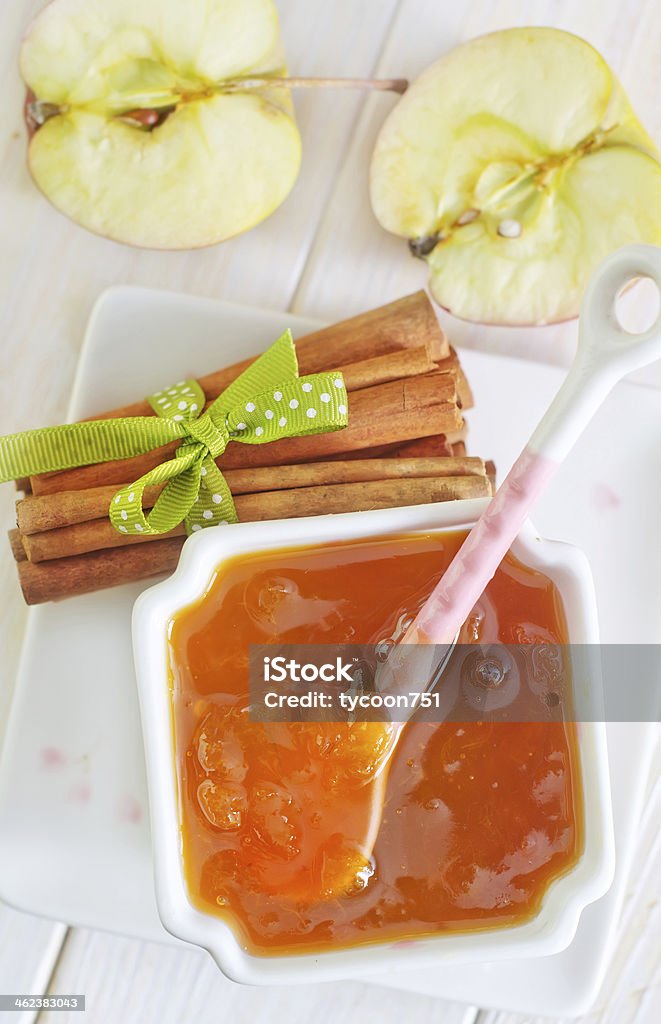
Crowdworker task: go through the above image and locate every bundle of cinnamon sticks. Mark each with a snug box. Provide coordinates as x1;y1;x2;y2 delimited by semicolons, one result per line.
9;292;495;605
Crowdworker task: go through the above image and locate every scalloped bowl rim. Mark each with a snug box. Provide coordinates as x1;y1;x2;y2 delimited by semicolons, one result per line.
132;498;615;985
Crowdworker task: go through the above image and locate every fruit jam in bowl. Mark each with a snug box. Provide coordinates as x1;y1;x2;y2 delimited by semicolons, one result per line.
132;498;614;984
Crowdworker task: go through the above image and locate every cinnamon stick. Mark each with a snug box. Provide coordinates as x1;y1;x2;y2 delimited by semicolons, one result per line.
324;435;448;461
84;292;447;422
8;529;27;562
31;374;463;495
389;435;455;458
340;346;437;391
17;538;184;605
17;457;487;534
437;348;474;410
29;294;449;496
240;476;492;521
338;425;466;461
22;519;184;562
19;475;493;569
17;347;441;495
18;486;152;534
227;456;486;493
202;376;463;471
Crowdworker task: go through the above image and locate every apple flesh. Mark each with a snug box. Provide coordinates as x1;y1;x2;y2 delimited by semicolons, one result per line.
20;0;302;249
370;28;661;325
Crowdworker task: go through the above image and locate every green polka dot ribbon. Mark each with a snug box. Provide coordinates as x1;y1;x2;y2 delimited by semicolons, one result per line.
0;330;348;537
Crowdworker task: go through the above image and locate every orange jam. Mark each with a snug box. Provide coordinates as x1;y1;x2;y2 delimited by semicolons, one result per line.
168;531;583;954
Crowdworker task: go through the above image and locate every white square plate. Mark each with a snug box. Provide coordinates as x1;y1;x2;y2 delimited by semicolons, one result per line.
0;287;659;1015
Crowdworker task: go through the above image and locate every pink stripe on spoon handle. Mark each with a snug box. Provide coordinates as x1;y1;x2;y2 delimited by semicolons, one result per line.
409;447;558;644
403;244;661;648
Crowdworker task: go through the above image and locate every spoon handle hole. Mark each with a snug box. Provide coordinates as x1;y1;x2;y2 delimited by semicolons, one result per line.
614;275;661;336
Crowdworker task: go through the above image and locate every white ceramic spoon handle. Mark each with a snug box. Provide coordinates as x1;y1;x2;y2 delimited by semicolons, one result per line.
409;244;661;646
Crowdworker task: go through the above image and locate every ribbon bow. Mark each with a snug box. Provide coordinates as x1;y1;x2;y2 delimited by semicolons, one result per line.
0;331;348;536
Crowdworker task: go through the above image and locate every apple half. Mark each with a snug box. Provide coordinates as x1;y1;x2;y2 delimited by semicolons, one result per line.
370;28;661;325
20;0;302;248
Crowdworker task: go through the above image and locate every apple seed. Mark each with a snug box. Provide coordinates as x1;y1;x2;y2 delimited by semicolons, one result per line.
118;108;176;131
497;219;522;239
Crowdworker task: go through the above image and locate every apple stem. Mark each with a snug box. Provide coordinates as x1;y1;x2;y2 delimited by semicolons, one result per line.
227;76;409;95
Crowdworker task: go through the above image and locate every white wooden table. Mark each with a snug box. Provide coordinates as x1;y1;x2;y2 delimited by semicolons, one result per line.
1;2;660;1022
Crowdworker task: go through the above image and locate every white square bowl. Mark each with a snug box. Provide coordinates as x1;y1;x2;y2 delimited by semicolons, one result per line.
132;497;615;984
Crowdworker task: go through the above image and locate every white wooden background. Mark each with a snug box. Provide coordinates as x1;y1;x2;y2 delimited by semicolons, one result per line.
1;1;660;1022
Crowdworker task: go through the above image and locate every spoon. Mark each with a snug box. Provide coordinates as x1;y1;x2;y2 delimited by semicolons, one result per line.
363;244;661;836
404;244;661;650
319;245;661;900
